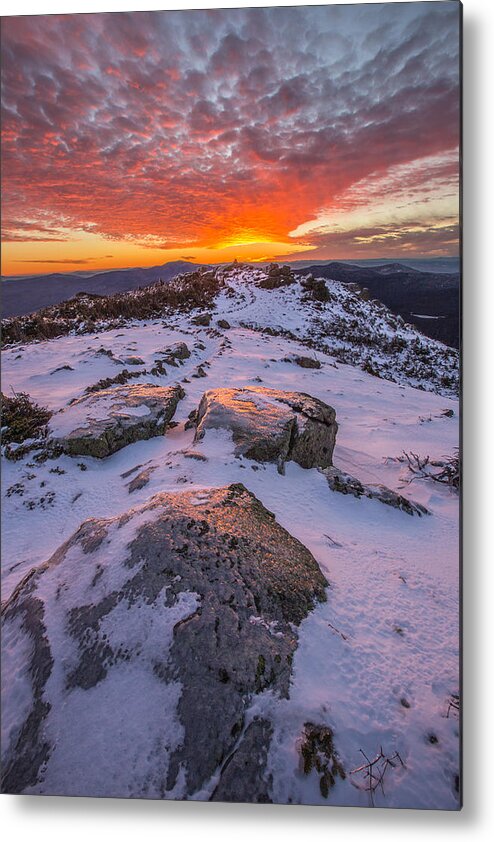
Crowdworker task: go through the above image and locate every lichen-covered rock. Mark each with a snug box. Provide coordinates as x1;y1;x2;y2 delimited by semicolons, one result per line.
48;383;184;458
194;387;337;472
0;484;327;799
321;466;429;516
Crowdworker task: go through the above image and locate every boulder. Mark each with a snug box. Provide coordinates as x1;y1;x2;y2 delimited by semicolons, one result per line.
194;387;337;472
191;313;212;326
1;483;327;799
322;466;429;516
284;355;321;370
217;319;231;330
48;383;184;458
156;342;190;366
122;355;145;366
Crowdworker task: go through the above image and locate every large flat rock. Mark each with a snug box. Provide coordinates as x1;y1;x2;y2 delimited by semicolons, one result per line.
48;383;184;458
194;387;337;471
1;483;327;800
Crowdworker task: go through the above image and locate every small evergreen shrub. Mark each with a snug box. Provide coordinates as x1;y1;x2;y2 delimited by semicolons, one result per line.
1;391;52;445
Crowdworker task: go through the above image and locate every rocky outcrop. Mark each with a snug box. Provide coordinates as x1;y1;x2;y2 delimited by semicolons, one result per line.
322;466;429;516
301;275;331;302
258;263;295;290
49;383;184;458
194;387;337;472
156;342;191;366
1;484;327;799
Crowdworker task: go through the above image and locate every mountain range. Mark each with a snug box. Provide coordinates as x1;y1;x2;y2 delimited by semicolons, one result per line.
0;261;197;319
1;257;460;349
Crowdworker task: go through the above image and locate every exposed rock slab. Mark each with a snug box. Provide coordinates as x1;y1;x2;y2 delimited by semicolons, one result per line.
194;387;337;472
322;466;430;516
1;484;327;799
49;383;184;458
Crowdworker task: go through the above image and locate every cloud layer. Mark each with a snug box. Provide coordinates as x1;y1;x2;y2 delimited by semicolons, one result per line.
1;3;461;269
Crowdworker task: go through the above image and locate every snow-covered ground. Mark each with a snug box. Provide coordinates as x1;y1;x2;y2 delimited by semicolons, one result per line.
1;267;460;808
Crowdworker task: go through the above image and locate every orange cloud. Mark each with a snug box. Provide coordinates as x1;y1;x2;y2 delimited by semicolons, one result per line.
1;5;460;275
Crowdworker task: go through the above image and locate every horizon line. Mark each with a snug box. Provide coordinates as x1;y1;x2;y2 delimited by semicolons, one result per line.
1;253;461;280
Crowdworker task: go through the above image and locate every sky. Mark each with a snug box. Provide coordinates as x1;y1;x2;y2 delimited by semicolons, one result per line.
1;2;461;276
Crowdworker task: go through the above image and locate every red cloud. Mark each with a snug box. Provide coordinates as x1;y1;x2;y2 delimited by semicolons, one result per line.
1;5;460;258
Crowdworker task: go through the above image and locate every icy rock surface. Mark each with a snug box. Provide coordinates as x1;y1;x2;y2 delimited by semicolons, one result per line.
48;383;184;458
194;387;338;472
1;483;327;799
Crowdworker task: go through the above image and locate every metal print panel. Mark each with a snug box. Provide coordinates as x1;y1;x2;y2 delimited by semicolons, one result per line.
1;1;461;809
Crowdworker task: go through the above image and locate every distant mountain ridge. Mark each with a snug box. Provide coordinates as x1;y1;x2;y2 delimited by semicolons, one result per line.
294;261;460;348
287;257;460;274
1;261;200;318
1;257;460;349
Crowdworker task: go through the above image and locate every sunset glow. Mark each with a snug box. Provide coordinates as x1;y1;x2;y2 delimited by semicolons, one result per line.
1;4;460;276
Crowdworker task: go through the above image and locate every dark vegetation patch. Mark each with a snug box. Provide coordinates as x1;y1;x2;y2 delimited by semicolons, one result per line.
84;369;144;394
1;391;52;445
299;723;346;798
2;268;224;347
